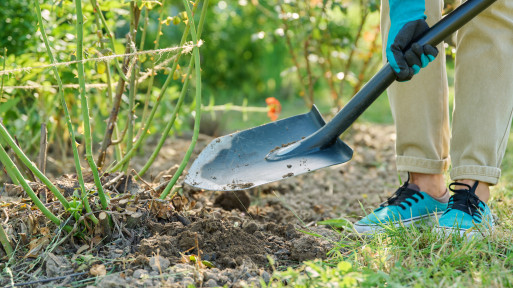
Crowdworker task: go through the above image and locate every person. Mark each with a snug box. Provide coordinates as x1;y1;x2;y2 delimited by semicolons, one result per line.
354;0;513;238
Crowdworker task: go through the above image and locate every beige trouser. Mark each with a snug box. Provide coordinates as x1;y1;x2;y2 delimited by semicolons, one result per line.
381;0;513;185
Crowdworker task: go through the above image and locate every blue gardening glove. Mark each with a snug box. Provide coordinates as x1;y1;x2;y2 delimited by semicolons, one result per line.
387;0;438;81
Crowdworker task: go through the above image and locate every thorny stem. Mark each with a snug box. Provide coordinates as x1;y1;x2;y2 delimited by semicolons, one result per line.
0;223;13;259
135;0;166;141
160;0;206;199
0;49;19;186
0;144;71;232
97;39;131;168
34;0;99;220
97;7;141;168
110;121;130;145
12;137;36;182
2;157;20;186
123;1;141;173
109;0;200;172
75;0;109;210
138;57;194;178
90;0;123;163
1;50;19;186
138;0;207;178
0;122;70;210
139;6;149;52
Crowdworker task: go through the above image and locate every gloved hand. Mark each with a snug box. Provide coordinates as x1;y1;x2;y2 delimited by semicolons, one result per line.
386;0;439;81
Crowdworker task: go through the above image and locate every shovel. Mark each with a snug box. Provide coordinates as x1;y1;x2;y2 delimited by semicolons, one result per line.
185;0;497;191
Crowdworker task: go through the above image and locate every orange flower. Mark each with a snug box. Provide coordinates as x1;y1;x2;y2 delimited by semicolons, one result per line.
266;97;281;121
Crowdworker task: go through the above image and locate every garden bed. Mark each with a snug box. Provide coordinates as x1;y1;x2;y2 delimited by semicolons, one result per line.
0;123;399;287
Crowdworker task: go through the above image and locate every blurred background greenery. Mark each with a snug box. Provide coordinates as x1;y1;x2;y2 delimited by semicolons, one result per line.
0;0;456;176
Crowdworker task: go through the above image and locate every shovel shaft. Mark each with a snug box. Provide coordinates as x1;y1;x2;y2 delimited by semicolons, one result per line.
267;0;497;161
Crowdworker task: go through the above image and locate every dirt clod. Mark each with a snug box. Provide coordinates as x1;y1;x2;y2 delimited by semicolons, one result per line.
290;236;331;262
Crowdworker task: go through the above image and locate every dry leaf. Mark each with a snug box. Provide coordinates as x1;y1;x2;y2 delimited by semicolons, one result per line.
90;264;107;276
39;226;50;236
25;235;50;258
76;244;89;255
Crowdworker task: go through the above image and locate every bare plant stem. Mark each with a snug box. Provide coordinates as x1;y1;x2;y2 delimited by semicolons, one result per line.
135;1;166;141
0;144;70;231
138;0;207;178
0;223;13;259
33;0;98;221
109;0;200;172
75;0;108;210
160;0;206;199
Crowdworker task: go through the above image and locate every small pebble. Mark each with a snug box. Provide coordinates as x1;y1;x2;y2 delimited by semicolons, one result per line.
261;271;271;284
149;255;170;271
133;269;148;279
204;279;219;287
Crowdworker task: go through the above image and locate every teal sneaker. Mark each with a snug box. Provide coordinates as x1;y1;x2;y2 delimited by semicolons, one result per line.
354;180;448;235
434;181;494;239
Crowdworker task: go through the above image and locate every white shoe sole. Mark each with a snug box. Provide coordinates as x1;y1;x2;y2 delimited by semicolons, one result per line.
433;225;494;239
354;212;444;235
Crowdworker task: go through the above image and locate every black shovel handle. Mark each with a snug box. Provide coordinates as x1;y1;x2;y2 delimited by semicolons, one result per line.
267;0;497;161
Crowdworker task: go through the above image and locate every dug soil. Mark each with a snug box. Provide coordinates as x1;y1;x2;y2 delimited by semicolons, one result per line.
0;123;398;287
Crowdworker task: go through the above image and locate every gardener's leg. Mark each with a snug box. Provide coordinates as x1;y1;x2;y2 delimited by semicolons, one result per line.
382;0;449;198
437;0;513;237
354;0;450;235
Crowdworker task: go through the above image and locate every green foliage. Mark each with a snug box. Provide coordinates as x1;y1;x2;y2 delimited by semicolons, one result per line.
197;0;382;107
269;260;370;287
0;0;37;56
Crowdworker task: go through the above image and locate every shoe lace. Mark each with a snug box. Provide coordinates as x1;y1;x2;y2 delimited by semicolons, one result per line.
445;181;484;223
379;180;425;210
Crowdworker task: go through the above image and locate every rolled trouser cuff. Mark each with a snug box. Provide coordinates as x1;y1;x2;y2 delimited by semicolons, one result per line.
450;165;501;185
396;156;449;175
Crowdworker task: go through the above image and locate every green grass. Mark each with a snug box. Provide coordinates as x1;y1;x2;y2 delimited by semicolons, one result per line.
268;204;513;287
